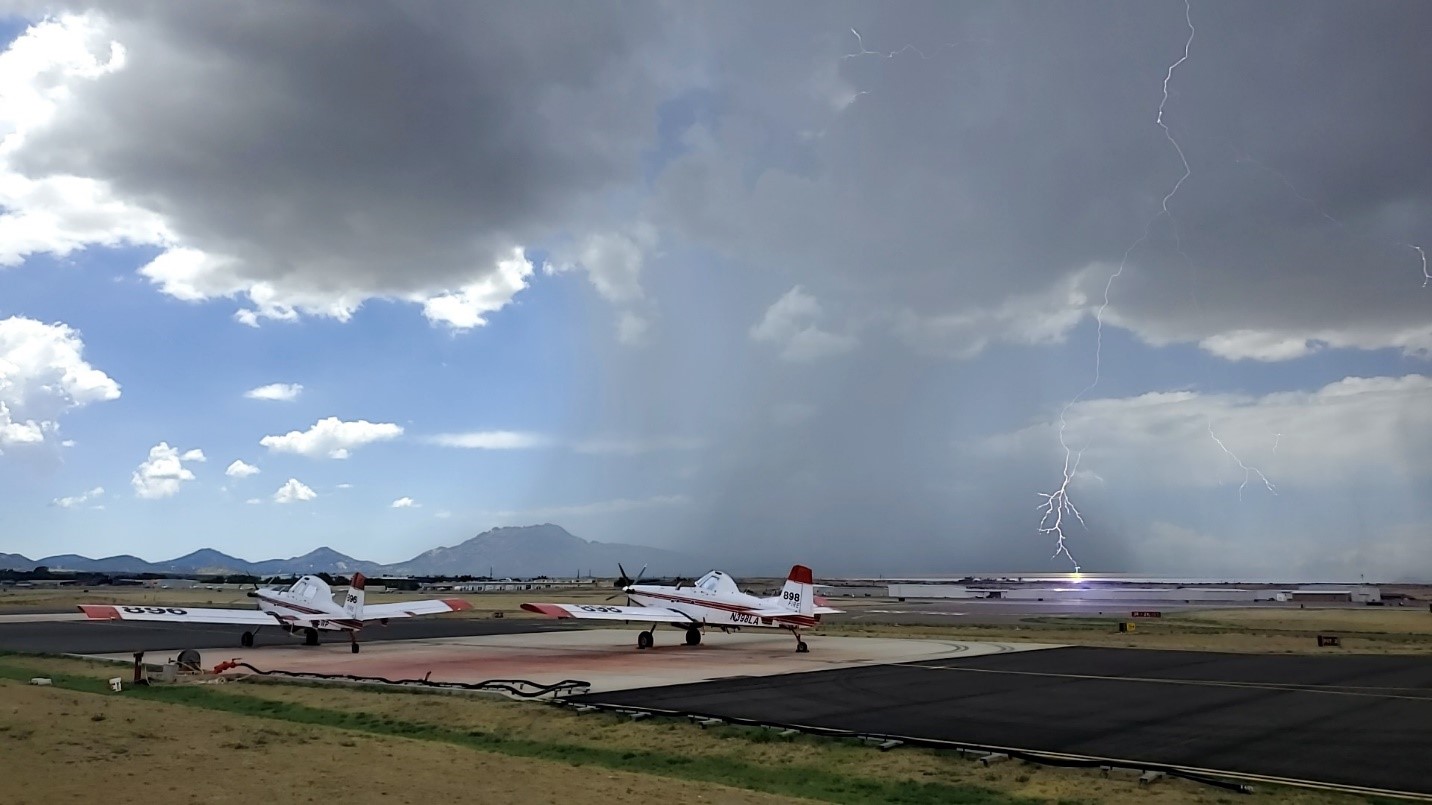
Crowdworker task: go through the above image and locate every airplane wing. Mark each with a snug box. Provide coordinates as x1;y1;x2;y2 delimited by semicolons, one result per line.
78;604;277;626
361;598;474;619
520;602;696;623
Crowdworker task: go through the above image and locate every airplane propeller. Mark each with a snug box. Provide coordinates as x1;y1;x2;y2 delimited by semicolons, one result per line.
607;563;649;602
612;563;648;589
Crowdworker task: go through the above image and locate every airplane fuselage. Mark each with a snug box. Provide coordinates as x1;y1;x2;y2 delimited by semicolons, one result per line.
626;585;818;630
253;590;363;632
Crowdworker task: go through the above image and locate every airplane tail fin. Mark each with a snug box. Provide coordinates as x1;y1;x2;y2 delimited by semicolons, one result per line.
779;565;815;616
343;573;366;620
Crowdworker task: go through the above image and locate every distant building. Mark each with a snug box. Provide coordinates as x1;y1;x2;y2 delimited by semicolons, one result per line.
420;578;601;593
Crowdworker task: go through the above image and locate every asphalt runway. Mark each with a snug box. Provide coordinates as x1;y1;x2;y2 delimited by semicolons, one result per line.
0;617;574;655
572;645;1432;797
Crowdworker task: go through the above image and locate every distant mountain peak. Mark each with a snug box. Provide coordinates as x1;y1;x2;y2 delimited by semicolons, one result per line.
1;523;703;578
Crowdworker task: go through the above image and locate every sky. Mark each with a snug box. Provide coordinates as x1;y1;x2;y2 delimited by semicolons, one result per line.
0;0;1429;580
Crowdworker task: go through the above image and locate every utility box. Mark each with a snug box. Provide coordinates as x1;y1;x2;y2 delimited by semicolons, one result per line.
1118;622;1136;633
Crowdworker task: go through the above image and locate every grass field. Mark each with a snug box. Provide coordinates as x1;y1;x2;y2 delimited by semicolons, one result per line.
0;585;613;619
824;605;1432;654
0;676;804;805
0;652;1397;805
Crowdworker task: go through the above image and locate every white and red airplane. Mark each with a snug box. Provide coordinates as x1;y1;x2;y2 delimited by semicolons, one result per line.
520;564;840;652
78;573;471;653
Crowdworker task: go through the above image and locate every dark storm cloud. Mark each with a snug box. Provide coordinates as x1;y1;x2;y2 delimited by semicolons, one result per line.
11;0;686;296
652;0;1432;355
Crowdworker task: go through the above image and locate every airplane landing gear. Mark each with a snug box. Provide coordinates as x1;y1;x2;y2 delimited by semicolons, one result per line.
240;631;255;648
786;627;809;653
637;630;655;650
304;627;320;646
349;633;360;654
684;628;702;646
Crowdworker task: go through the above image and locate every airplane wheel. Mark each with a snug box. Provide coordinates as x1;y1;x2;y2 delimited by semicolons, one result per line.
351;643;360;654
685;628;701;646
240;631;254;648
305;628;319;646
637;631;654;650
796;640;809;653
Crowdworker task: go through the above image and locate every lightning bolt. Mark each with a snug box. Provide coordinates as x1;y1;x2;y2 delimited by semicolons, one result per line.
1036;0;1196;571
843;28;932;61
1207;421;1276;500
1236;155;1429;288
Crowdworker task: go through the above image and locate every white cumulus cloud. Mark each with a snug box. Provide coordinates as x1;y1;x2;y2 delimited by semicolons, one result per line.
983;375;1432;490
750;286;857;362
225;459;259;478
0;316;120;450
418;248;534;330
130;442;201;499
244;383;302;401
51;485;103;508
273;478;316;504
260;417;403;459
391;496;418;508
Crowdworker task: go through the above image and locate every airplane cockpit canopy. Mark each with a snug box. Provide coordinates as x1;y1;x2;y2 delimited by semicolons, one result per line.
290;576;326;601
695;570;740;595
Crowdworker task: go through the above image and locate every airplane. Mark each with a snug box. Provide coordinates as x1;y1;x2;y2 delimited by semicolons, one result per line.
520;563;840;652
77;572;472;653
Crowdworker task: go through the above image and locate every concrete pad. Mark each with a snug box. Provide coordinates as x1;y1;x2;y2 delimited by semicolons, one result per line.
85;629;1061;694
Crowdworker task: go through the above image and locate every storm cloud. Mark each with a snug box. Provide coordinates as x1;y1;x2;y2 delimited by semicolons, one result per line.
3;0;1429;577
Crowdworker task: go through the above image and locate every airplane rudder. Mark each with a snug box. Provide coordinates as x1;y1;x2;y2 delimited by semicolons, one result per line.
343;574;366;618
780;565;816;614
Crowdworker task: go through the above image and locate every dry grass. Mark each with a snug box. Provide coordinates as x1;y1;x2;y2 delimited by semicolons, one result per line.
0;586;621;620
823;606;1432;654
1181;607;1432;634
0;678;808;805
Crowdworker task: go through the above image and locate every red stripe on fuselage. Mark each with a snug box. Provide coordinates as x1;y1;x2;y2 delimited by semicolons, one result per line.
632;590;814;628
257;594;361;630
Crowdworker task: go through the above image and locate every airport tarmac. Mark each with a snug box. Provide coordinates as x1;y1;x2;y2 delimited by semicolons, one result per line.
574;645;1432;798
0;615;577;654
80;628;1057;694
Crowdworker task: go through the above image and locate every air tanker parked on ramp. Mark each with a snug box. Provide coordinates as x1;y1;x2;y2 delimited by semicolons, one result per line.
522;564;840;652
78;573;471;653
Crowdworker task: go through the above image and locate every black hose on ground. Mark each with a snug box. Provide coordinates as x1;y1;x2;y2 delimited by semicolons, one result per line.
213;661;589;698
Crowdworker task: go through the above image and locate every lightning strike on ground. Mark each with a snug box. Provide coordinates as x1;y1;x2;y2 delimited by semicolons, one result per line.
1208;421;1277;500
1036;0;1196;570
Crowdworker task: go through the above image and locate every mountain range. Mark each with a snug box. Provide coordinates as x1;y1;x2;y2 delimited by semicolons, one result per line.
0;524;703;578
